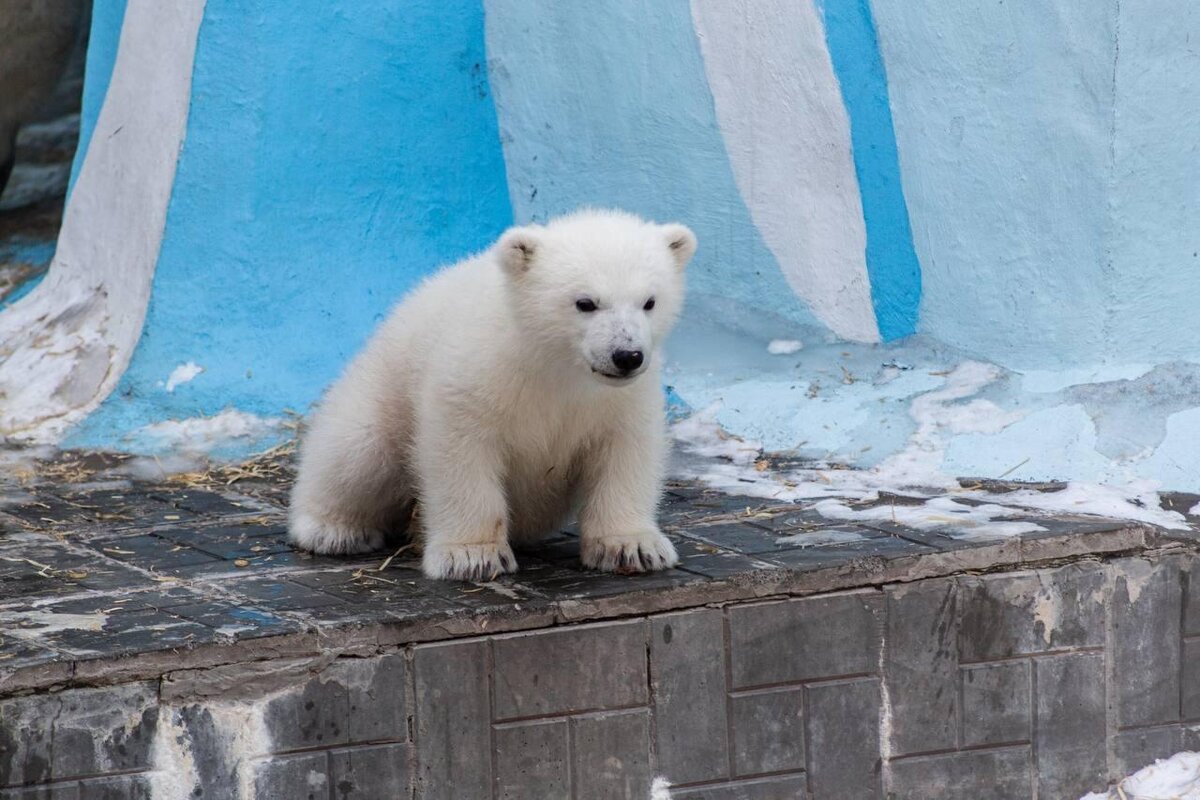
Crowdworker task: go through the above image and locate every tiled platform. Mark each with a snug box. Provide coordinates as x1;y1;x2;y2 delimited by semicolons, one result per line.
0;453;1173;693
2;450;1199;798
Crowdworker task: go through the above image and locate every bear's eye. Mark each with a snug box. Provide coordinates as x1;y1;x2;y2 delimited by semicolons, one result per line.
575;298;598;313
643;297;656;311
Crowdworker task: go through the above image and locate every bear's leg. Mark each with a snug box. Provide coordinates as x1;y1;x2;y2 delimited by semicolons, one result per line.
417;413;517;581
578;417;678;572
288;404;405;555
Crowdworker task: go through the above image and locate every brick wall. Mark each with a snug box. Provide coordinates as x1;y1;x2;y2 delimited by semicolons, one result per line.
3;553;1198;799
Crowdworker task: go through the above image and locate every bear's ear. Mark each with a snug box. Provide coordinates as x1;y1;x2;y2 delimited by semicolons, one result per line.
497;227;541;277
661;224;697;270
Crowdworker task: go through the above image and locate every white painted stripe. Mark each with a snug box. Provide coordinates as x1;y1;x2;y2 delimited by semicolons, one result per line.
0;0;207;442
690;0;880;343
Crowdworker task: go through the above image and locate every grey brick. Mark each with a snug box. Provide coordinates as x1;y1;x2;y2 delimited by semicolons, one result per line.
960;661;1030;746
264;654;408;752
1112;558;1182;727
61;684;158;781
343;653;408;743
0;789;57;800
731;688;804;776
806;679;880;800
0;683;158;786
0;786;83;800
887;747;1031;799
885;580;957;755
959;564;1104;662
492;620;647;720
1114;726;1183;778
1036;653;1106;799
254;752;328;800
330;743;411;798
670;774;808;799
263;670;350;752
650;610;729;784
76;775;151;800
729;593;882;689
414;640;491;800
572;710;652;800
493;720;569;800
1185;562;1200;636
1184;638;1200;719
0;787;79;800
0;694;53;787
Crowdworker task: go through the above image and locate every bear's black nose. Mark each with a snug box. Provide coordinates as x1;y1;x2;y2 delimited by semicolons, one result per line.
611;349;644;374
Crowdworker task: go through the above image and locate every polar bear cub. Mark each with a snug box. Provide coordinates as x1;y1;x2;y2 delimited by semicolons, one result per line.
288;209;696;581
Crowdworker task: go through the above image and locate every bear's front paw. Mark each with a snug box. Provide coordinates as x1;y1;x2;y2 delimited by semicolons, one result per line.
423;541;518;581
581;528;679;573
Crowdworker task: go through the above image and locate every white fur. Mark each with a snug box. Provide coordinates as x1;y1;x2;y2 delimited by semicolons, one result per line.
289;209;696;580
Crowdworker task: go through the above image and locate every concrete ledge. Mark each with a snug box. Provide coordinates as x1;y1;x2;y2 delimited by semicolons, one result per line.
2;464;1199;797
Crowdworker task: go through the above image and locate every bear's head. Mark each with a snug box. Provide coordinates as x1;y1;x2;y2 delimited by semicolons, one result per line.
496;209;696;386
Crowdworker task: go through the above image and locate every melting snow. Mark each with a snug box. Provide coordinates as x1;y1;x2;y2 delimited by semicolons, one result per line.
163;361;204;392
672;361;1189;536
132;410;283;455
1080;751;1200;799
767;339;804;355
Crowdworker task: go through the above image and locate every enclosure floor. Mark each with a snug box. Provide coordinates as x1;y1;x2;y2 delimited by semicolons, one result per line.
1;448;1195;697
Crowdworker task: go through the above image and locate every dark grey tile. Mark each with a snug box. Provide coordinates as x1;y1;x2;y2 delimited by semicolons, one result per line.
329;743;411;799
1036;653;1106;799
413;640;491;800
571;710;652;800
960;661;1030;746
959;563;1105;662
887;747;1031;800
731;687;804;776
805;679;881;800
493;720;570;800
728;593;882;688
492;620;647;720
650;610;730;784
1112;557;1182;727
885;579;958;756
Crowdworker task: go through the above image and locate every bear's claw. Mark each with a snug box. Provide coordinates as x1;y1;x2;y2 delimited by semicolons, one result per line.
581;529;679;573
423;541;518;581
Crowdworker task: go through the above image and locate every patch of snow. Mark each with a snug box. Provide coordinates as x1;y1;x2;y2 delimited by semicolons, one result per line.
0;610;108;637
671;410;762;467
673;362;1189;535
1080;751;1200;799
776;528;871;546
116;453;208;481
960;480;1187;531
649;777;673;800
164;361;204;392
132;410;282;455
767;339;804;355
814;497;1044;541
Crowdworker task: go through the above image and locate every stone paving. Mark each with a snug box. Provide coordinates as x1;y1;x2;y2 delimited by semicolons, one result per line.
2;449;1200;798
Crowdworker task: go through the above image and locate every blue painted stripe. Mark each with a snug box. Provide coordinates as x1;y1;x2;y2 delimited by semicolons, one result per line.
68;0;128;196
68;0;513;449
815;0;921;340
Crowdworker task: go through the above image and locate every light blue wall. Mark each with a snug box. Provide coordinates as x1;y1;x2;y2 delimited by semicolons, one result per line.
870;0;1116;368
484;0;827;336
1107;2;1200;362
67;0;513;444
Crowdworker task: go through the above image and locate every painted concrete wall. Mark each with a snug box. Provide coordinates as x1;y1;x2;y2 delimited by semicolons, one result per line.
5;1;1200;493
